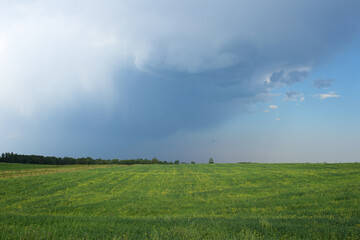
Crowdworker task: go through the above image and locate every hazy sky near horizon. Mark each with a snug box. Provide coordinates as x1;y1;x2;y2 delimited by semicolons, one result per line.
1;0;360;163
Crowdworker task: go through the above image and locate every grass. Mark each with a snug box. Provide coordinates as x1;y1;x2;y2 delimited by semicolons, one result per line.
0;163;111;178
0;163;359;239
0;162;58;171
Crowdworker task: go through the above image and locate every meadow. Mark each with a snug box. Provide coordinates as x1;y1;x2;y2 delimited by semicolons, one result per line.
0;163;359;239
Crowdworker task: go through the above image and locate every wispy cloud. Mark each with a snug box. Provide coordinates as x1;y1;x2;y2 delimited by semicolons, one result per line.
313;78;335;88
267;69;309;88
283;91;305;102
313;92;340;100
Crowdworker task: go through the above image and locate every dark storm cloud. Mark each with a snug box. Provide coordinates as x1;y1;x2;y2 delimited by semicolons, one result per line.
63;64;267;141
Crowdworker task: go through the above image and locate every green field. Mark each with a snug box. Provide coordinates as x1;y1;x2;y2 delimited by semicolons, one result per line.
0;163;59;171
0;163;359;239
0;163;111;178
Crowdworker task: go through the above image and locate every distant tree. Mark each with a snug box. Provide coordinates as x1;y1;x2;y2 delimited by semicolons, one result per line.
174;160;180;164
191;161;195;164
152;157;159;164
0;152;173;165
111;159;119;164
209;158;214;164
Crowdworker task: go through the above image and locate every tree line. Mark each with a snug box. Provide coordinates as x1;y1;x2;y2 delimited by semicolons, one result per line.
0;152;174;165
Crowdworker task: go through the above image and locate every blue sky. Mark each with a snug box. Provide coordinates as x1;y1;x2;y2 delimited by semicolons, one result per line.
1;0;360;163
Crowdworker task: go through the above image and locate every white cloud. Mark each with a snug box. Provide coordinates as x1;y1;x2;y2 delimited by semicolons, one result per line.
313;92;340;100
275;118;281;121
264;104;278;112
0;8;123;117
269;105;278;109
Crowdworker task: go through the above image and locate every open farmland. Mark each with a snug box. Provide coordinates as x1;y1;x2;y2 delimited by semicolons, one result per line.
0;163;112;179
0;163;359;239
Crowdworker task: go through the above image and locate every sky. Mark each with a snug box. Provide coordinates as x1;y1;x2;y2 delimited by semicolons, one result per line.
1;0;360;163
